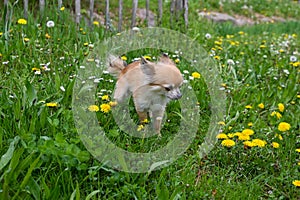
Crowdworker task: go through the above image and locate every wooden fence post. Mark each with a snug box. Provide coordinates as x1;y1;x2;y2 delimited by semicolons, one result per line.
39;0;45;16
158;0;162;26
58;0;62;9
23;0;28;19
131;0;138;28
118;0;123;32
75;0;81;24
146;0;149;27
105;0;110;29
89;0;95;27
170;0;175;27
184;0;188;27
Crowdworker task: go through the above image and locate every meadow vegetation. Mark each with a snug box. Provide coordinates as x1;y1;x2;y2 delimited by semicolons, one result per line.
0;0;299;199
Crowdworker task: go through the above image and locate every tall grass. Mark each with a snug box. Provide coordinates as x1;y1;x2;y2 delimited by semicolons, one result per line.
0;1;300;199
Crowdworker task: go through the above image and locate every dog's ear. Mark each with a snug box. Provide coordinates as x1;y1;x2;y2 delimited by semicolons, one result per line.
158;53;175;65
140;56;155;77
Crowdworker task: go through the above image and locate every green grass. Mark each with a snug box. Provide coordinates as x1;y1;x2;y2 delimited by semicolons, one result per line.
1;1;300;199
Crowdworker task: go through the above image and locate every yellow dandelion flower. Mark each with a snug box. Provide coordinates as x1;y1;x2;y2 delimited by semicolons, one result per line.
216;133;228;139
292;180;300;187
192;72;201;79
248;122;253;127
245;105;252;109
227;133;235;138
229;41;236;46
276;112;282;119
109;101;117;107
216;46;223;50
45;102;58;107
238;31;245;35
137;124;144;131
292;61;300;67
84;42;89;46
100;103;111;113
234;132;242;137
278;122;291;132
0;32;3;36
297;162;300;166
93;21;99;26
45;33;51;39
252;139;267;147
214;41;222;45
238;134;250;141
243;141;256;147
174;58;180;63
32;67;40;71
88;105;99;112
101;95;109;101
275;133;283;140
213;55;221;60
23;37;30;42
296;148;300;153
271;142;279;148
258;103;265;109
60;6;65;11
271;111;282;119
218;121;225;125
297;94;300;98
143;55;152;60
221;139;235;147
278;103;285;112
242;129;254;136
260;44;267;48
17;18;27;25
142;119;149;124
121;56;127;61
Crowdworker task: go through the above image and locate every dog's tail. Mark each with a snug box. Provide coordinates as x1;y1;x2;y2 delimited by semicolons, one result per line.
107;55;127;77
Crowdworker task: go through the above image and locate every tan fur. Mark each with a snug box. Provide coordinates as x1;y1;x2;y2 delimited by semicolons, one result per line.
108;54;183;136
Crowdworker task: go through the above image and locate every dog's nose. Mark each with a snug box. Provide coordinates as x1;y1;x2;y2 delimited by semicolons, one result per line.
176;93;182;99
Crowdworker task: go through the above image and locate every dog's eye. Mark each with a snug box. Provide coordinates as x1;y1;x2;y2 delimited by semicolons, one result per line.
164;87;171;91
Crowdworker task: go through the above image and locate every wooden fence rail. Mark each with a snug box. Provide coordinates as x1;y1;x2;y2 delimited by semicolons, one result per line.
3;0;189;31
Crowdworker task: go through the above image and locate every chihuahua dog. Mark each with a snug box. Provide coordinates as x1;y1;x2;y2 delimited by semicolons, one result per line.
108;54;183;136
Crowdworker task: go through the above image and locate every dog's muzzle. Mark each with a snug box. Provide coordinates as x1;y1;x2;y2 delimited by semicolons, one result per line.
167;89;182;100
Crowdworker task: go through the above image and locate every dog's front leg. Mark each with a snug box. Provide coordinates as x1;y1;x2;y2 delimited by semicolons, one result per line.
137;110;148;124
151;104;166;136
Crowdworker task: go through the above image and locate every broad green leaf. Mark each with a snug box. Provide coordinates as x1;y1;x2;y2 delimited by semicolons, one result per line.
0;136;20;171
85;190;101;200
25;80;37;107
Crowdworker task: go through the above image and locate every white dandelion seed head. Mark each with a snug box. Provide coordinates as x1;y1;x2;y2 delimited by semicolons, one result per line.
46;20;55;28
205;33;212;39
227;59;235;65
132;27;140;32
290;55;297;62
